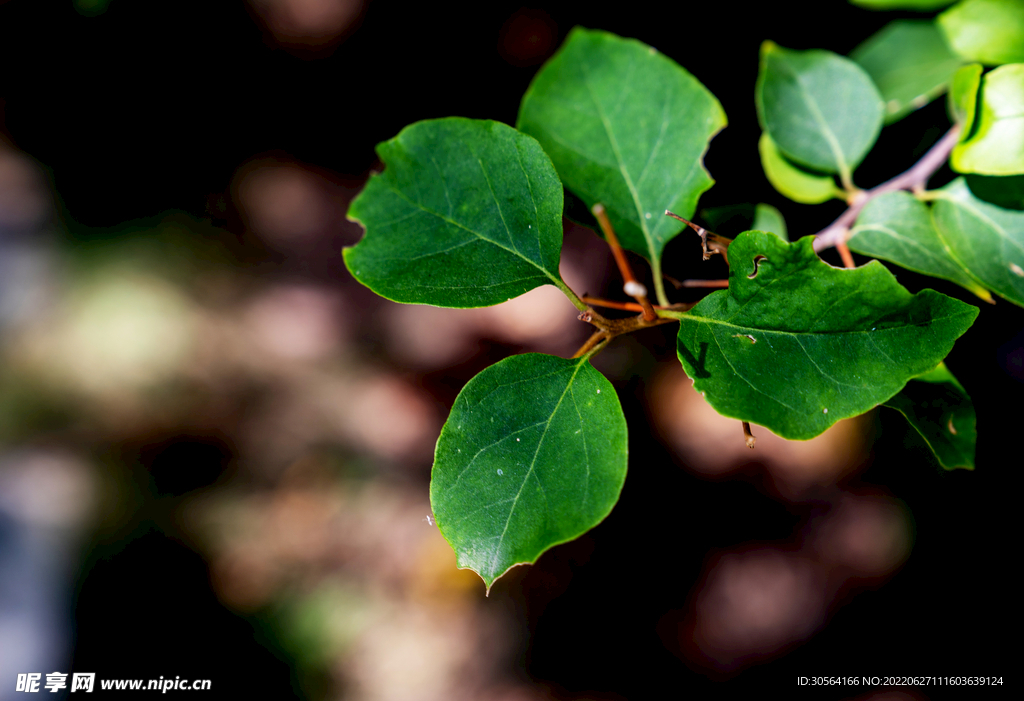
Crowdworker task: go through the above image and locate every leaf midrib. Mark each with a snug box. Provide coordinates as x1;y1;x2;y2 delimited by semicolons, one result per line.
489;357;589;576
380;180;562;287
776;52;852;180
578;57;657;261
682;311;971;336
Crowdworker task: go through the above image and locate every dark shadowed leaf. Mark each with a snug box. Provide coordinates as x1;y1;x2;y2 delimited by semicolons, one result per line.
344;118;572;308
965;173;1024;209
849;190;994;302
699;203;787;241
883;362;976;470
851;20;965;123
672;232;978;440
431;353;627;591
850;0;955;8
756;42;884;184
517;27;726;269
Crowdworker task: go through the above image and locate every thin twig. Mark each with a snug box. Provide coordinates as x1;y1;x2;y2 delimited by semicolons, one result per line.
813;123;962;252
581;295;696;313
572;331;608;359
742;422;756;449
581;297;646;312
664;210;732;264
679;279;729;288
592;204;657;321
836;242;856;269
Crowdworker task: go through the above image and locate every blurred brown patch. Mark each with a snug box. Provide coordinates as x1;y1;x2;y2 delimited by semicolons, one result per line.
647;362;873;500
246;0;366;56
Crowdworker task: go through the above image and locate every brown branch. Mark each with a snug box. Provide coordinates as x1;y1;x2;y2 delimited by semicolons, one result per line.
592;204;657;321
572;303;683;360
572;331;608;359
813;123;962;252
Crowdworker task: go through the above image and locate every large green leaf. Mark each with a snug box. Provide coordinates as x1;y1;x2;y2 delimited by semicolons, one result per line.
516;27;727;269
758;132;844;204
849;190;994;302
672;232;978;440
851;20;965;124
951;63;1024;175
756;42;884;184
431;353;628;591
938;0;1024;65
931;178;1024;306
883;362;976;470
344;118;571;308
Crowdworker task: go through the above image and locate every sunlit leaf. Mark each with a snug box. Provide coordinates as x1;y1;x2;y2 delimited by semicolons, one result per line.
849;190;994;302
951;63;1024;175
431;353;627;591
758;132;843;204
948;63;983;133
674;232;978;440
883;362;976;470
938;0;1024;65
931;177;1024;306
345;118;570;308
851;20;965;123
756;42;884;184
517;27;726;266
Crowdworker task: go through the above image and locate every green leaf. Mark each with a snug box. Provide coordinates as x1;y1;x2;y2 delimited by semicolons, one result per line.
752;203;789;242
948;63;983;134
758;132;844;204
850;0;955;9
756;42;884;185
849;190;994;302
939;0;1024;65
344;118;571;308
951;63;1024;175
699;204;758;234
931;177;1024;306
431;353;627;591
965;173;1024;209
672;232;978;440
699;202;788;241
883;362;976;470
851;20;965;123
516;27;727;270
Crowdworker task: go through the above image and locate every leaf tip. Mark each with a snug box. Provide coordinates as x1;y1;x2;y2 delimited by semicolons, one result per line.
973;287;996;304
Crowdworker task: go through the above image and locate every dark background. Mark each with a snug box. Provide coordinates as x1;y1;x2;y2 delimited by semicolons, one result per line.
0;0;1018;698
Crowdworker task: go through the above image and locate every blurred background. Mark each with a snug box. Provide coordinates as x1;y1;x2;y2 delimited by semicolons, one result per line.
0;1;1019;699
